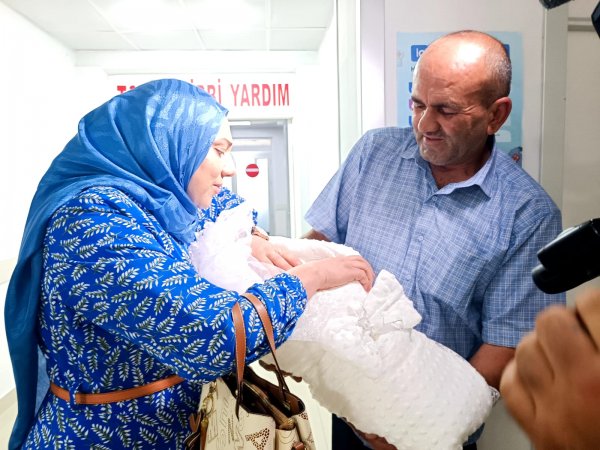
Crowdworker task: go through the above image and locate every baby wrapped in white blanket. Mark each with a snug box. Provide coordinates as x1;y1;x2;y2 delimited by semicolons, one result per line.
189;203;494;450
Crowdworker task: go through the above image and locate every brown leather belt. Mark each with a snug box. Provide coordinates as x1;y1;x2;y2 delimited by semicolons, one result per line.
50;374;185;405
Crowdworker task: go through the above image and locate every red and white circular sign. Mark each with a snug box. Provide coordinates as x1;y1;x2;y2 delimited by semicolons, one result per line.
245;163;259;178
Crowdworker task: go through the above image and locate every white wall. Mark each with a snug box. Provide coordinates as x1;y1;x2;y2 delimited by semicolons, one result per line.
0;0;61;393
563;0;600;229
1;6;76;261
563;0;600;304
0;2;109;446
294;14;340;236
336;0;362;161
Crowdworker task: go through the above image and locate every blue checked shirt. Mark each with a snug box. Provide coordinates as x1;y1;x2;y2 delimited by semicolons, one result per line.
306;127;565;360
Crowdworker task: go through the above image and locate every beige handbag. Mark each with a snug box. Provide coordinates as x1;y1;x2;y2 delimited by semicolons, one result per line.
185;293;316;450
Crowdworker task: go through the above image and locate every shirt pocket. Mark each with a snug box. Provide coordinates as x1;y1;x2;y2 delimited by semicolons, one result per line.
416;237;489;312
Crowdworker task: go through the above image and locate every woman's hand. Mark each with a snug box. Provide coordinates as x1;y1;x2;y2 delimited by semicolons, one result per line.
251;234;302;270
288;255;375;298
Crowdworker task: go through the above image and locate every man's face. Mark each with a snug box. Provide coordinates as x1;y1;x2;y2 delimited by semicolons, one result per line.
410;44;494;169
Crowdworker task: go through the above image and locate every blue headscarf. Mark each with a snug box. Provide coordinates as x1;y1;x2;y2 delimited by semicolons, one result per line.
5;78;228;449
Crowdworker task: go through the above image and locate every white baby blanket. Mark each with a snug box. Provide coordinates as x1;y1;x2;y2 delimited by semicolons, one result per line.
189;203;493;450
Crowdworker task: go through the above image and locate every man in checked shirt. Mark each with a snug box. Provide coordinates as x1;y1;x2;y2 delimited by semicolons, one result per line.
304;30;565;450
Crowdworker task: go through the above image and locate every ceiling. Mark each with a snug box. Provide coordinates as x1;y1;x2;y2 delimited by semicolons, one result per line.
1;0;334;52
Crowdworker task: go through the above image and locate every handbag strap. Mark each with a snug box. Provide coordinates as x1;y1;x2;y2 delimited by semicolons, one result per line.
241;293;291;394
241;293;277;350
231;292;293;416
231;301;246;415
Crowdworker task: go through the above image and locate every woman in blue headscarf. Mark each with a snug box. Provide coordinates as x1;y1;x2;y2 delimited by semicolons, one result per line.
5;79;374;449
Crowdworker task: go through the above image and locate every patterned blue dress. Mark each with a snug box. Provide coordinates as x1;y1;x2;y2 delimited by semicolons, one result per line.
24;186;306;449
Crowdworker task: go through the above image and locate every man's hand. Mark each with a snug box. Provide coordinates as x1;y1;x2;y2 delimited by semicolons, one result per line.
250;234;302;270
500;289;600;449
359;433;397;450
468;343;515;389
347;421;397;450
302;229;329;241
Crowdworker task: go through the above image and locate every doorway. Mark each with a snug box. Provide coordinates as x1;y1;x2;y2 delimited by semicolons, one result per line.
228;120;291;237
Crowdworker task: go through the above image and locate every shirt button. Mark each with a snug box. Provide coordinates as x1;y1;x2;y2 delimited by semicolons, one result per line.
417;235;424;242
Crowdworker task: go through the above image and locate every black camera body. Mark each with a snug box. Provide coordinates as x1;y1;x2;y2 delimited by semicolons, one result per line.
533;219;600;294
593;1;600;37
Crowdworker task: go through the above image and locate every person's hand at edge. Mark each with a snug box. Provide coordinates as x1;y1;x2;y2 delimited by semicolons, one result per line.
500;288;600;450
